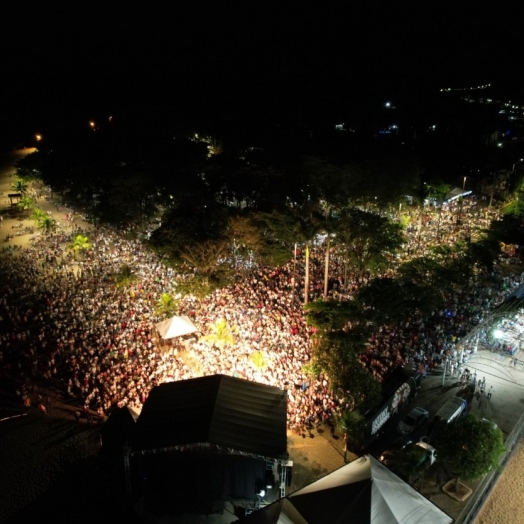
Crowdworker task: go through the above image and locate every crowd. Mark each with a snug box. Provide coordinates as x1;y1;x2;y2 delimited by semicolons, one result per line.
0;190;522;432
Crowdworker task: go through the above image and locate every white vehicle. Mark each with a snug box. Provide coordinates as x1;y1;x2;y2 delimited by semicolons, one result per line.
433;396;467;425
416;438;437;466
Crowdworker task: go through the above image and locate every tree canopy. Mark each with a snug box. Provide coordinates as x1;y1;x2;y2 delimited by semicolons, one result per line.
435;414;505;484
335;207;405;280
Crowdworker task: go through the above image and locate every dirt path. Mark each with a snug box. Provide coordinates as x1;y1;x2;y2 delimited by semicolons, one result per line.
0;148;93;255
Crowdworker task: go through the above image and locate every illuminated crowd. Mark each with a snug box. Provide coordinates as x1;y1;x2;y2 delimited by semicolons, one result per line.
0;192;522;430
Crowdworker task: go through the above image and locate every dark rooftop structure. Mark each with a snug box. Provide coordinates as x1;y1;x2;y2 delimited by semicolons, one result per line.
122;375;289;519
129;374;287;458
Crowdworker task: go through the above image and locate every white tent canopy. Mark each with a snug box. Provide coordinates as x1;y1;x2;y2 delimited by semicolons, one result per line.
239;455;452;524
155;315;198;340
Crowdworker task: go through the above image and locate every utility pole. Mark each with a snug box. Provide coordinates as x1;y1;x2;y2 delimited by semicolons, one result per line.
323;235;330;298
291;243;297;307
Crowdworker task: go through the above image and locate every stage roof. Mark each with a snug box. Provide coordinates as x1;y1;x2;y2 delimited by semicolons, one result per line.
129;374;287;458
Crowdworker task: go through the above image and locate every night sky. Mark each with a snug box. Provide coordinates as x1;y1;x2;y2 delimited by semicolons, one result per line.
1;5;523;144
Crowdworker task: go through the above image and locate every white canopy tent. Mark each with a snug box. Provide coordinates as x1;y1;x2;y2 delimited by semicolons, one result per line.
155;315;198;340
239;455;452;524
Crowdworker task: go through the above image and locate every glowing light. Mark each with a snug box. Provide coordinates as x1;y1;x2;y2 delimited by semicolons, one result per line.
35;134;42;142
493;329;504;339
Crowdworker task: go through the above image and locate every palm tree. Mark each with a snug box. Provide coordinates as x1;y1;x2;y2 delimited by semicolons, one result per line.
250;350;268;370
37;215;56;236
201;318;237;348
31;207;47;224
69;234;92;260
155;292;179;318
11;178;28;195
114;264;139;289
17;195;34;216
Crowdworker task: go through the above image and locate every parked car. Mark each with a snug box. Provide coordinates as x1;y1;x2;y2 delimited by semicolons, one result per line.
379;436;413;464
380;437;437;470
397;407;429;434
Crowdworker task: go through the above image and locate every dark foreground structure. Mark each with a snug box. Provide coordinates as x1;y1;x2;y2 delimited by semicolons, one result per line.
102;375;289;520
237;455;452;524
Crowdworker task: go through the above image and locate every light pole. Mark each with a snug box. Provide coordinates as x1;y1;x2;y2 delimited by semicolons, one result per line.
291;243;297;307
463;176;467;191
437;206;442;239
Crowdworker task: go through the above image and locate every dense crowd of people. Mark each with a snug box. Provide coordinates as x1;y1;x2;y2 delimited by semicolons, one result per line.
0;190;522;431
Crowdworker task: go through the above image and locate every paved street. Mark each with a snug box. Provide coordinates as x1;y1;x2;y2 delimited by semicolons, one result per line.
403;345;524;522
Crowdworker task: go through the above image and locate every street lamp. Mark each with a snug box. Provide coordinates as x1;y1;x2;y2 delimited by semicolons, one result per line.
35;134;42;142
463;176;467;191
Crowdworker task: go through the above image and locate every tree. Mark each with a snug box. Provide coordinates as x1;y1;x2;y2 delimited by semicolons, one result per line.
17;195;34;216
69;234;92;260
304;157;348;208
114;264;139;289
356;276;444;324
180;239;233;289
15;151;45;182
310;332;381;410
201;318;238;348
395;244;481;309
435;415;505;490
466;236;501;272
96;173;160;226
344;157;422;211
305;298;364;333
37;215;56;236
251;210;297;266
425;181;452;204
335;207;405;282
30;207;47;224
293;203;324;305
226;214;263;271
155;292;179;318
11;178;28;195
305;298;382;409
253;204;324;304
385;444;431;484
250;350;268;370
487;214;524;248
150;198;229;260
336;409;365;446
